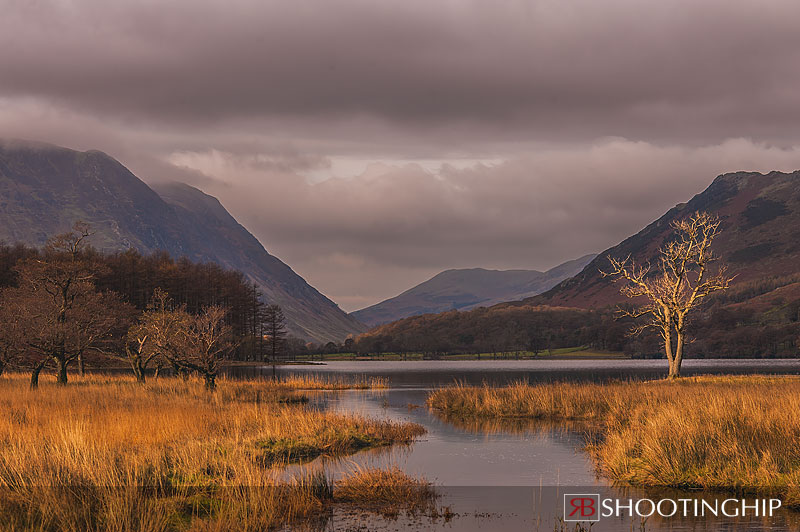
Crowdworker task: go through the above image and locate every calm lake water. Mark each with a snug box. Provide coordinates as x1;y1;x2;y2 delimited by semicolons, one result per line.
230;358;800;385
228;360;800;532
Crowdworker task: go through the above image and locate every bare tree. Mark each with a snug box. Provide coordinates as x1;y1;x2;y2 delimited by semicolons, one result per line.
602;212;733;379
9;224;131;387
262;304;287;366
3;280;129;388
134;290;233;390
125;289;186;384
176;306;234;391
17;222;96;385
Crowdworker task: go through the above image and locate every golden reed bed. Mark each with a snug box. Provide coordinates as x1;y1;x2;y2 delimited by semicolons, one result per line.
428;375;800;506
0;373;424;531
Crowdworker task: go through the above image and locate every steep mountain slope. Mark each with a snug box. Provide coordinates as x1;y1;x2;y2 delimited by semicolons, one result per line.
352;254;596;326
354;170;800;359
534;170;800;308
0;139;365;342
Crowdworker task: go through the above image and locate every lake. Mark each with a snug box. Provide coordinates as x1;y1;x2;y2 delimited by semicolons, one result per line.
228;359;800;531
230;358;800;386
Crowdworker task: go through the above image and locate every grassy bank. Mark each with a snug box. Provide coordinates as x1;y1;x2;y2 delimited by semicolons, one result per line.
0;373;426;531
428;376;800;506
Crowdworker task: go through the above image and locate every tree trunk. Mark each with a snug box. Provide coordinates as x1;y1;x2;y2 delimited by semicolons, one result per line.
133;359;146;384
55;357;68;385
670;331;685;379
172;361;187;380
30;360;46;390
204;372;216;391
77;353;86;377
662;310;675;379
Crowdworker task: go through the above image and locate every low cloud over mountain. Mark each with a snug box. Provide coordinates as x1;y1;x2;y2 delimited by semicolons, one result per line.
4;1;800;309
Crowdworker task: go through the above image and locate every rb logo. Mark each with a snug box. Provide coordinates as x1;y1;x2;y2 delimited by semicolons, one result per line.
564;494;600;522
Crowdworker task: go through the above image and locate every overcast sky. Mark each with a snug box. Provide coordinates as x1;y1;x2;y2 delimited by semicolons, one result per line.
3;0;800;311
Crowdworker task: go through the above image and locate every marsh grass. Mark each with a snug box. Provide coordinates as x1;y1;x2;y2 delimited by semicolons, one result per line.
276;374;389;390
334;465;437;518
428;376;800;506
0;373;424;531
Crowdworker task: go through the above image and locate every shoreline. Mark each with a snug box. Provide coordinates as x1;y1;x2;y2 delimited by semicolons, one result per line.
61;355;800;374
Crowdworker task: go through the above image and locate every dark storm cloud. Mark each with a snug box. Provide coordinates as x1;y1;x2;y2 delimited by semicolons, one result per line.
2;0;800;142
3;1;800;309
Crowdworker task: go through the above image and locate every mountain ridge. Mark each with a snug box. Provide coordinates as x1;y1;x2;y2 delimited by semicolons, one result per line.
0;139;365;342
530;170;800;309
351;254;596;326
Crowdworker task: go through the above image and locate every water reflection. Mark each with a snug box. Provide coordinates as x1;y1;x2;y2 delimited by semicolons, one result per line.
433;411;598;437
227;358;800;387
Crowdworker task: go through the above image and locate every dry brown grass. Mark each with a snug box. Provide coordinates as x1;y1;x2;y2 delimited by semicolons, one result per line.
276;373;389;390
427;379;615;420
428;376;800;506
0;372;424;531
334;465;436;517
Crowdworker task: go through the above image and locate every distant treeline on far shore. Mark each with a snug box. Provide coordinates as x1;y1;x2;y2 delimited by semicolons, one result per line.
351;275;800;359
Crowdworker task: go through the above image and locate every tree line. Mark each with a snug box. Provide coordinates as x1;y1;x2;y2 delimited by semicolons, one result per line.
352;305;629;357
351;296;800;360
0;224;294;389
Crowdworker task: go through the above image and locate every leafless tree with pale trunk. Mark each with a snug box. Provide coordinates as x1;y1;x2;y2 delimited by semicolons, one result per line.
602;211;733;379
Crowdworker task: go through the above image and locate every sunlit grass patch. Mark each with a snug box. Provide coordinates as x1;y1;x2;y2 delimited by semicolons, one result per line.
0;373;425;531
334;465;437;517
428;376;800;506
276;374;389;390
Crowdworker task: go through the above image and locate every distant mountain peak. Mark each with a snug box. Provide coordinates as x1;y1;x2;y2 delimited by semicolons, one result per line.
351;254;596;327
